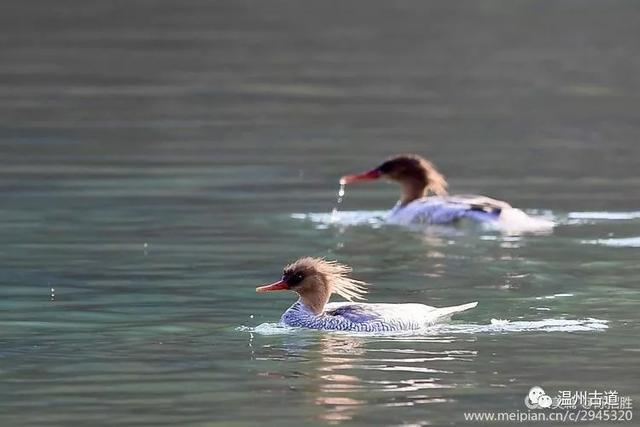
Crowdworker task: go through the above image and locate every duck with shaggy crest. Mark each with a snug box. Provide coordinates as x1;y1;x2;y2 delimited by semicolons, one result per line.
256;257;477;332
341;154;553;230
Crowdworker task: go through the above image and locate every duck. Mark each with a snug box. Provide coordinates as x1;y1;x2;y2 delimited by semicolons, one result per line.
256;257;477;332
340;154;553;230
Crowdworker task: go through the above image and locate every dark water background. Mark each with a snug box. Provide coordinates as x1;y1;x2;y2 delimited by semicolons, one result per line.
1;1;639;426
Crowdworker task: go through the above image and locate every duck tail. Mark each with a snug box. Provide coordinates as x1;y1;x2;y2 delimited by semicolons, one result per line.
431;301;478;322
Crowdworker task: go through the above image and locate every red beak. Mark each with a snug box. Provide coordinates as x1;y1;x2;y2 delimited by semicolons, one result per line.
256;279;289;293
340;169;382;185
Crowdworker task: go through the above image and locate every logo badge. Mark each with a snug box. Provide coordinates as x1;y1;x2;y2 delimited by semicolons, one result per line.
525;386;552;409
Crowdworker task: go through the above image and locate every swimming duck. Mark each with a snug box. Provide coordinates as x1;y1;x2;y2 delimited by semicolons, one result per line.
340;154;552;229
256;257;477;332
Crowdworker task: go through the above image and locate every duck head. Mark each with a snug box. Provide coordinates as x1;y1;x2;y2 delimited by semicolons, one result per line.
256;257;367;314
340;154;448;205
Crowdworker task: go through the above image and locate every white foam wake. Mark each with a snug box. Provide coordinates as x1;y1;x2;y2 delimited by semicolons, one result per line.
492;208;556;234
568;211;640;220
582;236;640;248
291;210;388;229
239;317;607;337
294;209;640;232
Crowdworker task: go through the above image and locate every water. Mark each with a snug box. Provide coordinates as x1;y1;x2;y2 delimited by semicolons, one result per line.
1;1;640;426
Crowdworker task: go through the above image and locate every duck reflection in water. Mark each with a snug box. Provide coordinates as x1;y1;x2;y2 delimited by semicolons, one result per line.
252;332;478;424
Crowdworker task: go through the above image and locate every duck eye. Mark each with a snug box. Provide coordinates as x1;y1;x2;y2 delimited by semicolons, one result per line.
377;161;393;174
287;272;305;285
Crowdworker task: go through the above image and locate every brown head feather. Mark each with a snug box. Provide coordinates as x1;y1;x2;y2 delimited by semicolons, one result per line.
416;155;448;197
284;257;368;301
381;154;449;197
